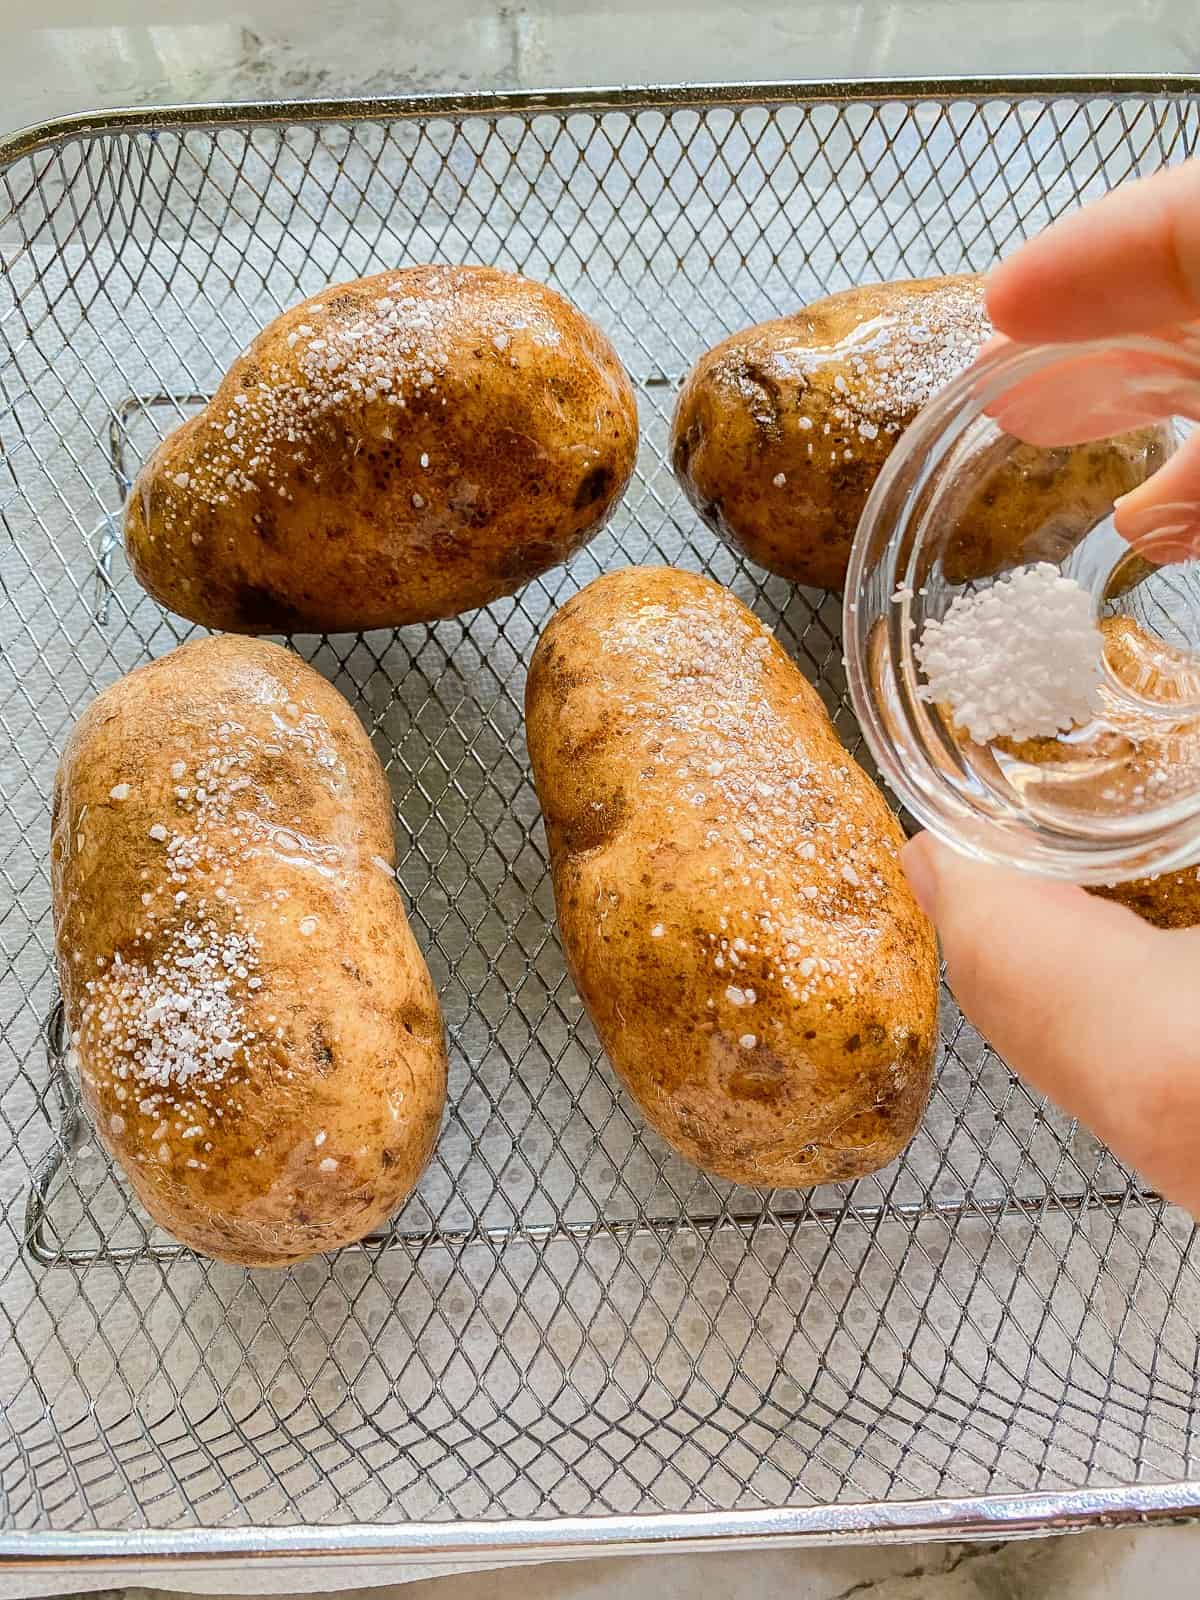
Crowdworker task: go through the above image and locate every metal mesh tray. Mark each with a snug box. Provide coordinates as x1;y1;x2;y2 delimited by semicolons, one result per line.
3;78;1200;1570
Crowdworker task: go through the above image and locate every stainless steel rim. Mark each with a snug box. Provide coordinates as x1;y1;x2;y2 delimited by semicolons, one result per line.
3;73;1200;162
5;1479;1200;1567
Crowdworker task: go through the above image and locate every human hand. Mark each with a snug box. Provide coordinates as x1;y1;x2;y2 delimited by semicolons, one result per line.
987;159;1200;554
902;159;1200;1215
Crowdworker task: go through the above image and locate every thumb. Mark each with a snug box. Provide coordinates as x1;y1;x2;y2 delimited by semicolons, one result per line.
901;832;1200;1212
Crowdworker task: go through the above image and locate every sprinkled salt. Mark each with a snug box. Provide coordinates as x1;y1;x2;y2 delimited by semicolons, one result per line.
650;923;665;938
314;1130;327;1147
411;492;425;510
419;452;430;469
319;1156;338;1173
787;281;990;450
915;563;1102;743
147;823;168;842
773;472;787;487
109;784;130;802
170;761;186;780
739;1034;757;1049
298;916;318;937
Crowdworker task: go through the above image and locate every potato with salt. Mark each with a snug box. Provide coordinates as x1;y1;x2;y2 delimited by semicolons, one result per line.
1009;615;1200;932
51;635;446;1266
125;264;638;632
670;274;1165;589
525;567;938;1187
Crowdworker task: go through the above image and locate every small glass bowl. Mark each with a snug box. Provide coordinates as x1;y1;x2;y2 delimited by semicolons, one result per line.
844;330;1200;884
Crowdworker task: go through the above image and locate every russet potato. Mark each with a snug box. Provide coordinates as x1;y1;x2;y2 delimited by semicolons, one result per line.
526;567;939;1187
52;635;446;1265
125;264;638;632
671;274;1164;589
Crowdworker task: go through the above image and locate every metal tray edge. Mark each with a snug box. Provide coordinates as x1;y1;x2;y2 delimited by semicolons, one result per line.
1;73;1198;171
4;1481;1200;1568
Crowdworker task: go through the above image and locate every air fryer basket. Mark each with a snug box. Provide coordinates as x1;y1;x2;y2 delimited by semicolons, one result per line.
2;79;1200;1571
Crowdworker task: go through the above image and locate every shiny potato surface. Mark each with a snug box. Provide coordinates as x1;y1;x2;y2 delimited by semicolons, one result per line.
671;274;1164;589
126;265;638;632
526;566;939;1188
51;635;446;1265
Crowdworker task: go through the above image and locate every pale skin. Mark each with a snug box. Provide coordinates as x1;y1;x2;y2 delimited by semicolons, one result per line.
901;159;1200;1215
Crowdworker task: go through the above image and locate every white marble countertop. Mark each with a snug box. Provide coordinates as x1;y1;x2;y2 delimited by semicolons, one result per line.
5;0;1199;143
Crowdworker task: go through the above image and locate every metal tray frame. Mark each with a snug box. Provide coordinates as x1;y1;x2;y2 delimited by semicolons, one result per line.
3;75;1200;1575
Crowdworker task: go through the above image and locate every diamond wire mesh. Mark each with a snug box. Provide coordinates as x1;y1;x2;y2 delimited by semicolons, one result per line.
2;87;1200;1538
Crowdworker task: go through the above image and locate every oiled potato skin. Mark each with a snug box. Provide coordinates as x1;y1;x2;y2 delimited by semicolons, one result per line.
51;636;446;1265
125;265;638;632
1091;868;1200;928
526;567;938;1187
995;617;1200;930
1089;618;1200;930
671;274;1163;589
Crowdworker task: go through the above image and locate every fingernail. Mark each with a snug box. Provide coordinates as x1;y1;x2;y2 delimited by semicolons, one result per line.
900;833;939;920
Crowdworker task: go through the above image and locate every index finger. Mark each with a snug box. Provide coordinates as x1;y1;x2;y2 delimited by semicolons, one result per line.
986;160;1200;342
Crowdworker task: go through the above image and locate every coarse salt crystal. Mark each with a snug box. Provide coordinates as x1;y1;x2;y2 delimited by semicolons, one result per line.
739;1034;757;1049
148;823;168;842
650;923;665;938
773;472;787;487
109;783;130;801
915;563;1102;743
319;1156;338;1173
